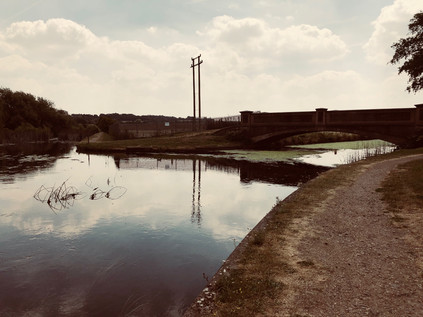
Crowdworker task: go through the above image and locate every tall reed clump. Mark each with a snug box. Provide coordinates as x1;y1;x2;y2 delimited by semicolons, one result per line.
343;141;395;164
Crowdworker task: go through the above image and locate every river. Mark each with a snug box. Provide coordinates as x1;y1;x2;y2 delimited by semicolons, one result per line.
0;141;393;316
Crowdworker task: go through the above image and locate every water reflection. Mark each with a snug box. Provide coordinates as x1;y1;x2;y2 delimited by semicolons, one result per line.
113;155;328;230
192;160;202;226
297;146;396;167
0;147;327;316
0;142;72;184
116;154;328;186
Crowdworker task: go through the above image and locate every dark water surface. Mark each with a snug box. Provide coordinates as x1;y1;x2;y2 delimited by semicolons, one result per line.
0;144;327;316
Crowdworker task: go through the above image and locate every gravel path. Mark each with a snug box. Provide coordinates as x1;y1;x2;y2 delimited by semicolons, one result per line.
273;155;423;316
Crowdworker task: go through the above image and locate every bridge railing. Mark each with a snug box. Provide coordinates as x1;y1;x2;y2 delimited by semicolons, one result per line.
241;105;423;128
326;108;417;126
240;110;316;126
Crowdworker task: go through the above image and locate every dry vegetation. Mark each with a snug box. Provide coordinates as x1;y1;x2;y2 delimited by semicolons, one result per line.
377;158;423;275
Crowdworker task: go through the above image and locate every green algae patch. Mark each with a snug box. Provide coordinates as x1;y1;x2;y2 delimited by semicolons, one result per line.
290;139;393;150
222;149;318;163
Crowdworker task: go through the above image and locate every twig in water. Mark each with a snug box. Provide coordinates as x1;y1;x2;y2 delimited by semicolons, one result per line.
34;176;127;211
33;179;83;211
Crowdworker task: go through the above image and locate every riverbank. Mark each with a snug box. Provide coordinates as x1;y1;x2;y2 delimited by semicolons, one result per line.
184;148;423;316
75;130;377;154
76;130;244;154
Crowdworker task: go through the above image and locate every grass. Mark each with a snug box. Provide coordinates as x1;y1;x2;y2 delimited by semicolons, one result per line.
193;147;423;316
77;130;243;153
279;131;363;146
377;157;423;221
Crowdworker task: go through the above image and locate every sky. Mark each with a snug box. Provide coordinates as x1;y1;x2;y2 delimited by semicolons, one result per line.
0;0;422;117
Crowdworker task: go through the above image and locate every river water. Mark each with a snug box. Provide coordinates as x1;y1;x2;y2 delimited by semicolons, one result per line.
0;142;392;316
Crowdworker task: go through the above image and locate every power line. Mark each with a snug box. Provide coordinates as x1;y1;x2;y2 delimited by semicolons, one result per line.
191;55;203;131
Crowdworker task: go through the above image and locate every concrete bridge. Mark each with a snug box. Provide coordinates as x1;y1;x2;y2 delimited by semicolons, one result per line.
240;104;423;147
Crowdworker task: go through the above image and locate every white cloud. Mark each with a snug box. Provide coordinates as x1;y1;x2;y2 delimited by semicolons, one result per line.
202;15;348;63
5;19;97;61
0;16;350;116
0;8;419;118
0;18;200;115
0;54;44;73
282;70;366;108
200;69;372;115
364;0;423;65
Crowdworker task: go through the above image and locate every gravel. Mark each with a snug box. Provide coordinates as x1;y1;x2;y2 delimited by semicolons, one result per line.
272;155;423;317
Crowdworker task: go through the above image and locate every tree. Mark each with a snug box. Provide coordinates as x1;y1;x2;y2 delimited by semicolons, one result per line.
97;114;116;133
390;11;423;93
0;87;78;141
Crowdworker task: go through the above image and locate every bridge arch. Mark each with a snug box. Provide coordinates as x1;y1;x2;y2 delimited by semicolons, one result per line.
241;105;423;148
251;127;406;146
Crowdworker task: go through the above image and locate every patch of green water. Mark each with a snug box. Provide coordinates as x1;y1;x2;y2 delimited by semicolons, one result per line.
289;139;393;150
221;149;318;163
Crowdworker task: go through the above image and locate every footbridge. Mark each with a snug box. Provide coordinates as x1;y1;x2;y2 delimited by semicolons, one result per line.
240;104;423;147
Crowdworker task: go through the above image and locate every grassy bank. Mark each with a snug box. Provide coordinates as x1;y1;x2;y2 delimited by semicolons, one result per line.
377;156;423;223
76;130;244;153
184;147;423;316
279;131;364;146
76;130;379;154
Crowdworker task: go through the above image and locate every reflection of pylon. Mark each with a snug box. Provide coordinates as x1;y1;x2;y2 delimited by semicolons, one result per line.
191;160;202;226
191;55;203;131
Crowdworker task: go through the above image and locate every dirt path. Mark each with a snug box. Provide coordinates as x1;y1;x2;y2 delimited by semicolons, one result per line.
271;155;423;316
85;132;110;142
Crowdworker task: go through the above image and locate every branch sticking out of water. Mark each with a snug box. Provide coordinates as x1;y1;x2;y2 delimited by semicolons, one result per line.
34;177;127;211
84;176;127;200
33;179;83;212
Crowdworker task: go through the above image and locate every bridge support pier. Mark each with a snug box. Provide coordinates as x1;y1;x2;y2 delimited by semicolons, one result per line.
315;108;328;126
240;111;253;127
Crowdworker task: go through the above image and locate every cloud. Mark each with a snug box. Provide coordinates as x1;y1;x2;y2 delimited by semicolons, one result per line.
199;69;373;115
364;0;422;65
0;16;351;116
282;70;366;108
201;15;348;63
5;19;97;60
0;18;200;115
1;12;416;118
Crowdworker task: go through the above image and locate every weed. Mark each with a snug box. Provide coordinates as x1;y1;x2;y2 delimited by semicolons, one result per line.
215;268;283;314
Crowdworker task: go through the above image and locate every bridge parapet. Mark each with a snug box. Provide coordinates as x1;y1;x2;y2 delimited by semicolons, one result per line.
326;108;417;126
240;105;423;146
240;110;316;126
241;107;420;127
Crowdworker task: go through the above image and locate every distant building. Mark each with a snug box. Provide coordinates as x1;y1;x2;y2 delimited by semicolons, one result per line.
211;115;241;122
109;119;193;139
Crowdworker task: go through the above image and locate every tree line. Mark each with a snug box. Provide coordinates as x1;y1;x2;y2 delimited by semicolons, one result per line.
0;87;187;143
0;87;97;143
